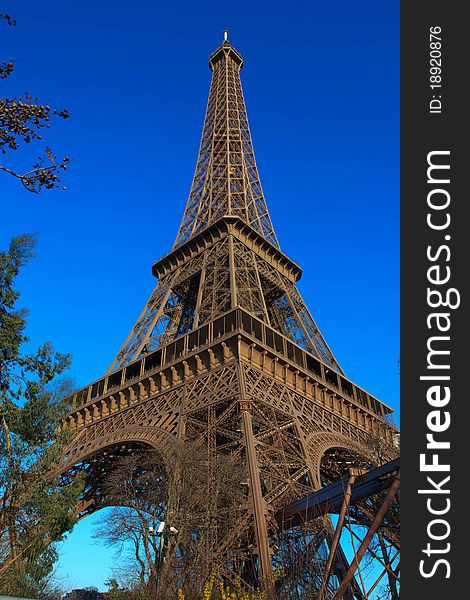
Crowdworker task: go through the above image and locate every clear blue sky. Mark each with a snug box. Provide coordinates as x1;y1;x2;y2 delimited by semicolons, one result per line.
1;0;399;591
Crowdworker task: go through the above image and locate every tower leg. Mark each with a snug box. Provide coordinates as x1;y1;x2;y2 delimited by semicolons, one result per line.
242;406;275;598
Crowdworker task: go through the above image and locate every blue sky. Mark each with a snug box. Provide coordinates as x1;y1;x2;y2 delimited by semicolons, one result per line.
1;0;399;590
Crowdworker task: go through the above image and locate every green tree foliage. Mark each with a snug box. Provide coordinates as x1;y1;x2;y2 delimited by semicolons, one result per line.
104;579;130;600
0;234;84;597
0;13;70;194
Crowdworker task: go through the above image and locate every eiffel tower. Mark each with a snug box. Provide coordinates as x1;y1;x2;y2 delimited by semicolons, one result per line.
59;35;397;597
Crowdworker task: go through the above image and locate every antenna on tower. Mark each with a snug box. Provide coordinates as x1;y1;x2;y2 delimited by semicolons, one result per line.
223;29;229;43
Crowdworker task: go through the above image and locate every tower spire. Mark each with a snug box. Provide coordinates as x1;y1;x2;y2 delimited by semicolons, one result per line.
173;38;278;249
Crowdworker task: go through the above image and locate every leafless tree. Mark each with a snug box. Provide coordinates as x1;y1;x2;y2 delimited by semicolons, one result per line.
92;444;248;599
1;13;70;194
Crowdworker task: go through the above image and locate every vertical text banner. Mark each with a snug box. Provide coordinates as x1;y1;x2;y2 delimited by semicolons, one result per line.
401;2;467;597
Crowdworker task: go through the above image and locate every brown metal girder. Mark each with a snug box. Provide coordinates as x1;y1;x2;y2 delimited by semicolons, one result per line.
319;473;356;600
331;471;400;600
277;458;400;528
153;216;302;283
345;525;400;583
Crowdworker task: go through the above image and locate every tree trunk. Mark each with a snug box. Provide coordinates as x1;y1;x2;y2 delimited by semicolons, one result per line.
1;413;18;563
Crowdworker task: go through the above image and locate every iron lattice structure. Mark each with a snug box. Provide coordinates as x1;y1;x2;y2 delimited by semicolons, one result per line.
107;41;341;376
58;38;399;598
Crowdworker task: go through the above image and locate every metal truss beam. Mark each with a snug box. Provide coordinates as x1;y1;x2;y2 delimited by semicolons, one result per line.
278;458;400;528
